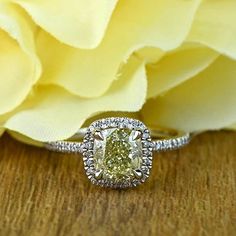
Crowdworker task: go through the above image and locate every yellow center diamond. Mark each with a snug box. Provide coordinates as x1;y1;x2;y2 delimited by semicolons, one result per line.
93;128;143;181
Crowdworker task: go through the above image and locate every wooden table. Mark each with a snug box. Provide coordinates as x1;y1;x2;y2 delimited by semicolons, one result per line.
0;132;235;236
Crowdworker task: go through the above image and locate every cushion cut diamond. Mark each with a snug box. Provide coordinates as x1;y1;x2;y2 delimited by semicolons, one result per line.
83;117;153;188
93;128;143;181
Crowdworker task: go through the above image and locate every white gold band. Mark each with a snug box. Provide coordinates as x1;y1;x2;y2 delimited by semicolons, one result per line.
45;128;191;153
43;117;193;188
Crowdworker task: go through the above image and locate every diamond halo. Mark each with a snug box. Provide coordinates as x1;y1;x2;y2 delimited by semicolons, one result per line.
82;117;153;188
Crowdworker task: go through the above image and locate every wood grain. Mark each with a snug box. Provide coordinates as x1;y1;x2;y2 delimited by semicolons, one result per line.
0;132;236;236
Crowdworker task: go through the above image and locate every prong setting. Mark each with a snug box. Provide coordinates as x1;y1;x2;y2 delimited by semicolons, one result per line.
94;131;104;141
94;169;103;180
133;169;143;179
82;117;153;188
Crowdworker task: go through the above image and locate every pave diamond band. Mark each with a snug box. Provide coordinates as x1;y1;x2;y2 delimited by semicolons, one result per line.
45;132;190;153
44;117;192;188
45;141;83;153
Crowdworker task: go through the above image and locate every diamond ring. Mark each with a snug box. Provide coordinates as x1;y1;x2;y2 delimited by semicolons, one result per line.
45;117;191;188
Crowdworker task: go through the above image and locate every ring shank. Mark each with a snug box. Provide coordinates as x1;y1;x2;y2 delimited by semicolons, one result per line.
152;132;190;152
45;127;192;154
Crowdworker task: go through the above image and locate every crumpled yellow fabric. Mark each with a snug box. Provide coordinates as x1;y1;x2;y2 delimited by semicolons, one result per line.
0;0;236;143
142;56;236;131
5;56;147;141
0;3;41;115
13;0;118;49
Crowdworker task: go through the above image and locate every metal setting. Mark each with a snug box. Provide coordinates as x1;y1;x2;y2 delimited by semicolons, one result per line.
45;117;191;189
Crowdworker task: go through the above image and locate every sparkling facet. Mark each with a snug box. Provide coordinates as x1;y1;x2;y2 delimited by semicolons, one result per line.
93;128;143;181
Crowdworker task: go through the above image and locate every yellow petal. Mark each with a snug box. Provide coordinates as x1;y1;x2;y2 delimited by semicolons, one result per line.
188;0;236;59
14;0;118;48
0;128;4;137
135;47;165;64
226;123;236;130
147;44;219;99
5;56;147;141
0;3;41;115
38;0;201;97
109;0;201;50
142;56;236;132
8;130;43;146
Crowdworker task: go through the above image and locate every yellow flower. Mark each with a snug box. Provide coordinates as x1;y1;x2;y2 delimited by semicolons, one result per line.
0;0;236;143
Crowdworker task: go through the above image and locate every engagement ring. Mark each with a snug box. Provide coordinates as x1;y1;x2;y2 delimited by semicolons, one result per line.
45;117;191;188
